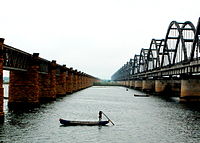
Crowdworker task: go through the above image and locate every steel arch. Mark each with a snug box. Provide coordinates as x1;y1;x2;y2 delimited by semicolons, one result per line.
147;39;165;71
190;17;200;61
139;48;149;73
133;54;140;74
161;21;196;67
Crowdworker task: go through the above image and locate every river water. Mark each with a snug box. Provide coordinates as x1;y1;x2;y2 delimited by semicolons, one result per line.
0;85;200;143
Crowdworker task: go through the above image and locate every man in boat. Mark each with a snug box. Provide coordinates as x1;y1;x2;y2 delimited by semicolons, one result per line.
98;111;102;121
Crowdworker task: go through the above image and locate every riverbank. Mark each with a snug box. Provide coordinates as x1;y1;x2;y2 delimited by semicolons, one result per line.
93;81;120;86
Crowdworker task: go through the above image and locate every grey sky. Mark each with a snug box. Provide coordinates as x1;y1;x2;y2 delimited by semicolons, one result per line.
0;0;200;79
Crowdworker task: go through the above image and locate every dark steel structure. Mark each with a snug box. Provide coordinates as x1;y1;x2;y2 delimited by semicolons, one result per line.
1;43;96;79
111;18;200;81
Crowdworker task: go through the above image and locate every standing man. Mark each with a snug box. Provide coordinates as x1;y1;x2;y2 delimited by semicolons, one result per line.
98;111;102;121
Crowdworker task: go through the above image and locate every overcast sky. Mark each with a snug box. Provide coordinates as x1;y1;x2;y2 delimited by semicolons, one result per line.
0;0;200;79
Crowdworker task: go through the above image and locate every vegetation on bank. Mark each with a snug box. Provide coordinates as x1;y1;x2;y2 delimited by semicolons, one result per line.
93;81;120;86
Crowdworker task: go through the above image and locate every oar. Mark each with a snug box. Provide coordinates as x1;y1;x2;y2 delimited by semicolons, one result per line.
102;112;115;125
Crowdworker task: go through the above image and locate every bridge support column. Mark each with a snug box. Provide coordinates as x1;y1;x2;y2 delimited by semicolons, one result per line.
155;79;180;96
170;80;181;96
134;80;142;90
81;74;86;89
86;76;90;87
73;70;78;92
76;72;81;91
128;80;131;88
123;81;126;86
131;80;135;88
80;73;84;89
0;38;4;122
155;80;168;94
125;80;129;87
8;53;40;109
142;80;155;92
84;75;88;88
39;60;57;101
126;80;130;87
129;80;133;88
77;72;82;90
39;74;50;101
180;79;200;102
56;65;67;96
66;68;73;93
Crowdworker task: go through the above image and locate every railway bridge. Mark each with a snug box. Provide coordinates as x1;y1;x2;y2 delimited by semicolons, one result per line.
112;18;200;102
0;39;98;122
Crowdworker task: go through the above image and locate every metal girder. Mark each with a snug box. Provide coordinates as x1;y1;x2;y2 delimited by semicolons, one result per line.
112;18;200;81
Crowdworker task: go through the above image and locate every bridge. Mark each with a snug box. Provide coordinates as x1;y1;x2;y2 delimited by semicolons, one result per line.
111;18;200;102
0;38;99;122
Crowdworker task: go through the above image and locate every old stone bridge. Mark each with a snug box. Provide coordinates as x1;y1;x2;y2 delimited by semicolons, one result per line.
0;39;99;122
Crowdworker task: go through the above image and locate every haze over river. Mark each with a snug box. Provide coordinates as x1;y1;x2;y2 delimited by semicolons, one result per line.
0;85;200;143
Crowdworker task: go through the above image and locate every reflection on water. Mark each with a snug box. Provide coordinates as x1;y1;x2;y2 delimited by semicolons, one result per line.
0;86;200;143
3;84;9;113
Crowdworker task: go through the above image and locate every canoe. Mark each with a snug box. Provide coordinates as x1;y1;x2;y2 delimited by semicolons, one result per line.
134;94;149;97
59;118;109;126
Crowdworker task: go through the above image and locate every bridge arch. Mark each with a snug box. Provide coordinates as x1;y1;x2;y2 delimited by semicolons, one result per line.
139;48;149;73
133;54;140;74
147;39;165;71
161;21;196;67
190;18;200;61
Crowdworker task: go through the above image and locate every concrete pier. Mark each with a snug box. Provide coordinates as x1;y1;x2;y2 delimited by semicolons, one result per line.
142;80;155;92
155;79;181;96
180;79;200;102
155;80;168;94
134;80;142;90
131;80;135;88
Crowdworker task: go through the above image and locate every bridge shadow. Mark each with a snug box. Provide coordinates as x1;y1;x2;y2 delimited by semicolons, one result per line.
149;91;200;112
179;102;200;112
6;93;76;116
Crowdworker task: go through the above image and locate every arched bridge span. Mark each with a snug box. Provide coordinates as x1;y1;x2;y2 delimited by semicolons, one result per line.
112;18;200;102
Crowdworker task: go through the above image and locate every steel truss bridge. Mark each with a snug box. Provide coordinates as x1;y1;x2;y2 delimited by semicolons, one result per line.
111;18;200;102
112;18;200;81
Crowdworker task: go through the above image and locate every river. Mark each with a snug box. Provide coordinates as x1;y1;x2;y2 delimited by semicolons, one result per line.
0;85;200;143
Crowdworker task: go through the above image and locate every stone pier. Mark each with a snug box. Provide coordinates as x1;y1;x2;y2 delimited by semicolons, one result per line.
79;72;84;90
39;60;57;101
77;72;82;90
72;70;78;92
0;38;98;123
66;68;73;93
56;65;67;96
8;53;40;108
0;38;4;122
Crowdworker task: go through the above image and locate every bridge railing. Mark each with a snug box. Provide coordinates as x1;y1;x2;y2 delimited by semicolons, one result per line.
3;44;31;71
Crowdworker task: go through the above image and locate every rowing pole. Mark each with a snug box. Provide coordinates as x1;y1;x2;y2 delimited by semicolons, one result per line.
102;112;115;125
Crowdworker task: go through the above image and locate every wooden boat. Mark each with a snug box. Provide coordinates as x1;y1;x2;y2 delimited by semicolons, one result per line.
134;94;149;97
59;118;109;126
